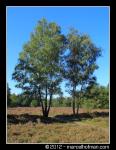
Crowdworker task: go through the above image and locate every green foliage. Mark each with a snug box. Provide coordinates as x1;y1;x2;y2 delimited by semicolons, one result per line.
85;84;109;109
51;97;72;107
64;28;101;114
12;18;66;117
10;94;19;107
65;97;72;107
82;99;96;113
9;84;109;109
21;98;31;107
11;18;107;116
30;100;39;107
7;83;11;106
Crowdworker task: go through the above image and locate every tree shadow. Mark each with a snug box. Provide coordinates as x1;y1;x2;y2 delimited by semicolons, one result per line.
7;113;63;124
54;111;109;123
7;111;109;124
7;114;40;124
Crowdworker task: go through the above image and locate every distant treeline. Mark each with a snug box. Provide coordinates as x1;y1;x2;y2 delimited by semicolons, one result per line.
7;84;109;109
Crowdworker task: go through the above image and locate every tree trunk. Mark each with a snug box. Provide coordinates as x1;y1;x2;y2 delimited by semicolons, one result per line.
40;99;45;117
77;103;80;115
73;98;76;115
38;88;45;117
43;111;48;118
47;93;52;117
72;86;76;116
76;86;83;116
44;84;48;117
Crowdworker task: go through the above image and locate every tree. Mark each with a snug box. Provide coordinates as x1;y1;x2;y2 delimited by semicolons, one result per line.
30;99;39;107
10;93;19;107
65;97;72;107
64;28;101;115
12;18;66;118
7;83;11;107
85;84;109;109
18;92;32;107
57;91;64;106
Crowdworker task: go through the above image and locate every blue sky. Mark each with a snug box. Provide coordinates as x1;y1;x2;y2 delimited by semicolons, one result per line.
7;6;110;96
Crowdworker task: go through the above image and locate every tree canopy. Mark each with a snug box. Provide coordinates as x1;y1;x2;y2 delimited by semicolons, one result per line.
12;18;102;117
12;18;66;117
64;28;101;115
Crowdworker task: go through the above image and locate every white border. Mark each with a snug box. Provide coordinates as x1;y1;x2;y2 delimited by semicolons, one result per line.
6;6;110;144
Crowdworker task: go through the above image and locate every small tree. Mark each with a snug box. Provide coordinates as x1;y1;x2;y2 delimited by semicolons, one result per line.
64;28;101;115
12;18;66;118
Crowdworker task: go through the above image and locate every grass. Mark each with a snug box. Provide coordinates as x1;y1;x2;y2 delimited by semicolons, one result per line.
7;107;109;143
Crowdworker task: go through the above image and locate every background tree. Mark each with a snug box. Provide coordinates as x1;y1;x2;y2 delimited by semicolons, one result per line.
12;18;66;118
85;83;109;109
30;99;39;107
57;91;64;106
10;93;19;107
64;28;101;115
7;83;11;107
